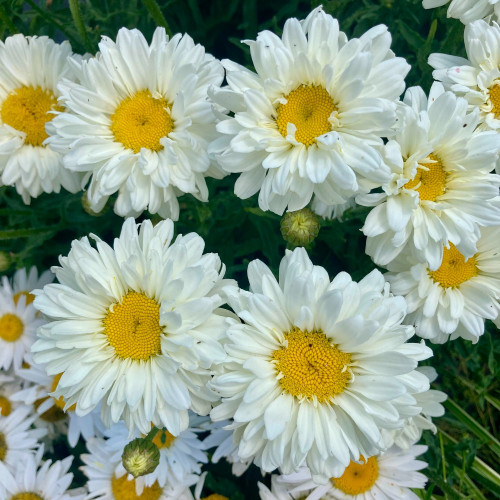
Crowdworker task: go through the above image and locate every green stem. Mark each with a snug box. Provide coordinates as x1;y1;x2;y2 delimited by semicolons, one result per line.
0;226;63;240
141;0;172;37
69;0;92;52
143;426;158;443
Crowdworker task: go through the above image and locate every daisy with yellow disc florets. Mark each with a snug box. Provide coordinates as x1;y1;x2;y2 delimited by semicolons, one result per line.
48;27;225;219
358;83;500;271
210;248;433;482
210;6;409;215
32;217;236;435
0;34;82;203
386;226;500;343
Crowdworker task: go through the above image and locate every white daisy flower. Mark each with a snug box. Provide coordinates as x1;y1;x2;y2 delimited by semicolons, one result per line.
210;6;409;215
429;20;500;171
358;83;500;271
0;372;24;417
0;405;46;472
102;414;207;493
1;266;54;307
11;355;106;447
0;34;82;203
0;284;44;370
386;226;500;343
32;217;236;435
48;27;225;219
81;437;194;500
310;196;356;221
0;445;85;500
210;247;433;482
422;0;500;24
259;444;428;500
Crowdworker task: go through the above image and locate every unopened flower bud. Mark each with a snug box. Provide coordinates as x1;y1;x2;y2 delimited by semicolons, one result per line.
81;191;108;217
280;208;320;248
0;252;11;272
122;437;160;478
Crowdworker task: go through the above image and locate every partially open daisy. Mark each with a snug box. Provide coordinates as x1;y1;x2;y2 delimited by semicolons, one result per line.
0;445;85;500
210;6;409;215
32;217;236;434
259;444;428;500
423;0;500;25
48;27;225;219
210;248;432;482
0;34;82;203
358;83;500;271
0;283;44;370
0;405;47;473
386;227;500;343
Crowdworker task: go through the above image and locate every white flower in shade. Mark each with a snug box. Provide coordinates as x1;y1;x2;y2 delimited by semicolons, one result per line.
210;248;432;482
311;196;356;221
201;419;252;477
210;6;409;215
102;414;207;493
0;405;46;472
429;20;500;171
0;34;82;203
32;217;236;435
81;437;194;500
1;266;54;307
48;27;225;219
358;83;500;271
259;444;428;500
0;372;24;417
0;285;44;370
386;226;500;343
422;0;500;24
11;355;105;447
0;445;85;500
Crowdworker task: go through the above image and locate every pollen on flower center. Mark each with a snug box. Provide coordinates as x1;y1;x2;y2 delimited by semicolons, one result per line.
429;243;478;288
10;493;45;500
51;373;76;412
111;475;162;500
272;327;351;402
276;85;336;146
110;90;174;153
0;431;7;461
201;495;230;500
1;85;62;147
152;428;176;449
404;153;447;201
489;84;500;118
103;292;162;361
0;396;12;416
0;313;24;342
332;456;379;495
13;291;35;306
34;396;67;423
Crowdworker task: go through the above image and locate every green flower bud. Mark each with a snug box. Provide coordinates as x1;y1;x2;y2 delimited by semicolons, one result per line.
122;436;160;478
280;208;320;248
0;252;11;272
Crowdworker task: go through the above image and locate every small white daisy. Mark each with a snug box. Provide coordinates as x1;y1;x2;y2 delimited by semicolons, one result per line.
0;372;24;417
0;445;85;500
358;83;500;271
32;217;236;435
210;6;409;215
0;284;44;370
1;266;54;307
81;437;194;500
48;27;225;219
210;247;432;482
0;34;82;203
0;405;46;472
422;0;500;24
260;444;428;500
386;226;500;343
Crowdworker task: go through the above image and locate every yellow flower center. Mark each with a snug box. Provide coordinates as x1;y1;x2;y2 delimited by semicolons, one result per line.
1;85;62;147
0;313;24;342
13;291;35;306
50;373;76;412
0;431;7;461
110;90;174;153
272;328;351;402
201;495;229;500
152;428;176;449
0;396;12;416
332;456;379;495
404;153;447;201
103;292;163;361
489;84;500;118
10;494;44;500
276;85;336;146
34;397;67;423
429;243;478;288
111;475;163;500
